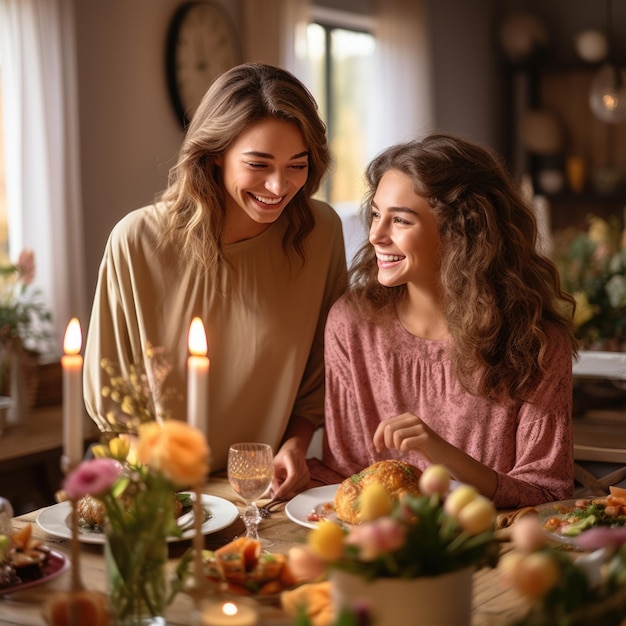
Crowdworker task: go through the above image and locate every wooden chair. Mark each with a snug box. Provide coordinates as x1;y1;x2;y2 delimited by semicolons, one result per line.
572;351;626;496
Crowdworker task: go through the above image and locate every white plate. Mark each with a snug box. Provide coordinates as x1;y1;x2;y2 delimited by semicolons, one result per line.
36;493;238;545
535;498;609;548
285;484;339;529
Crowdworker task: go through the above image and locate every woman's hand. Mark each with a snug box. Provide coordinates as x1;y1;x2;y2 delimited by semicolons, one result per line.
271;441;310;499
373;412;443;461
373;412;498;499
270;415;316;499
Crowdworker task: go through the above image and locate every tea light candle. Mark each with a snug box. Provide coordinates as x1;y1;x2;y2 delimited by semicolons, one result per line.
62;318;83;473
187;317;209;439
198;600;258;626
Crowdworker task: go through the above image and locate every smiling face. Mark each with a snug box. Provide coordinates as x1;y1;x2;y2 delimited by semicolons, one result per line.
218;117;310;243
369;169;441;290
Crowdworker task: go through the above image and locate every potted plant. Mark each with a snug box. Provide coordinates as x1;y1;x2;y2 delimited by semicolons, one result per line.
288;465;500;626
553;214;626;352
499;514;626;625
0;249;54;424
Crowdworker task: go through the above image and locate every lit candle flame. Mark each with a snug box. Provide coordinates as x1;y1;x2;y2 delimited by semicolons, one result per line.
63;317;82;355
188;317;208;356
222;602;238;616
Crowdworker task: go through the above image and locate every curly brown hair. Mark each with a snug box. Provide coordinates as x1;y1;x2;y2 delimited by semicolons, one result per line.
349;133;578;405
158;63;331;282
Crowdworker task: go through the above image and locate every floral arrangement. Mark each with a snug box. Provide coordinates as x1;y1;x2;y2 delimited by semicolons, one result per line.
0;249;53;352
291;465;500;582
98;342;179;434
553;214;626;351
499;515;626;625
64;420;209;623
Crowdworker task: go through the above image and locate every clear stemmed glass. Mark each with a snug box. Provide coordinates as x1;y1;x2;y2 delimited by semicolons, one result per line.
227;442;274;546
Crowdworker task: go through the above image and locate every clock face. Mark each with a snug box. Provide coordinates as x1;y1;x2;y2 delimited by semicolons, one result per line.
166;1;241;127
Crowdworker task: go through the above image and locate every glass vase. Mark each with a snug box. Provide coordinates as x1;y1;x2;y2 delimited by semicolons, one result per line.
105;527;168;626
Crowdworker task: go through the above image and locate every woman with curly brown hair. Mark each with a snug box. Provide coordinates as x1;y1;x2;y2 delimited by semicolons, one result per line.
83;63;347;497
320;133;577;508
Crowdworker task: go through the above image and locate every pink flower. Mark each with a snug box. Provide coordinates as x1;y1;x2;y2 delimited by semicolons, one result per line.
16;249;35;285
287;545;326;582
345;518;406;561
574;526;626;551
419;465;451;497
510;515;547;553
64;458;122;500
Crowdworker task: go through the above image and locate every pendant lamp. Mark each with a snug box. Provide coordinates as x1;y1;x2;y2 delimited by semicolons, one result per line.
589;0;626;123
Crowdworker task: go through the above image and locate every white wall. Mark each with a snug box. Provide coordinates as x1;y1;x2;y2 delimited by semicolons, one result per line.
73;0;241;302
72;0;503;308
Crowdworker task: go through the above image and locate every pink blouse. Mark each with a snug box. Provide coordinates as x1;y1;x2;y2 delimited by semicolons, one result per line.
320;295;574;508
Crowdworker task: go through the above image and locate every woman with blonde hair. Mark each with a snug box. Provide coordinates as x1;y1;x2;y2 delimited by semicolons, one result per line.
84;63;347;497
321;133;577;508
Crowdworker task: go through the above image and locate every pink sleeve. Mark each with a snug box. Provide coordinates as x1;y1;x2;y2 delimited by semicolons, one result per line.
492;328;574;508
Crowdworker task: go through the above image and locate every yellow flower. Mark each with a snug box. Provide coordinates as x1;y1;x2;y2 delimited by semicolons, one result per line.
443;484;478;517
456;495;496;535
419;464;451;496
499;551;525;587
511;552;560;599
307;520;346;562
588;216;610;245
90;444;110;459
572;291;596;327
108;436;131;462
359;483;393;522
136;420;209;487
121;395;135;416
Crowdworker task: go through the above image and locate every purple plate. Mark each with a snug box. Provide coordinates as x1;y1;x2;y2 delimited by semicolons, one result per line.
1;549;69;595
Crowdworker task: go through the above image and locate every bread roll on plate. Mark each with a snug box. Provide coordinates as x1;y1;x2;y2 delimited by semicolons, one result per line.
334;460;422;524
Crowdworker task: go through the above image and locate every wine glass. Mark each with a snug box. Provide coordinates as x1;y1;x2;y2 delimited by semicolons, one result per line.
227;442;274;546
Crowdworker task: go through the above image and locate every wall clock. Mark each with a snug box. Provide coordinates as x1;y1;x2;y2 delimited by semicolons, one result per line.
166;1;242;127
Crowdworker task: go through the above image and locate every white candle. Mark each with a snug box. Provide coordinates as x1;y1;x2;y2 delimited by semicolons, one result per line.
187;317;210;439
199;600;258;626
62;318;83;473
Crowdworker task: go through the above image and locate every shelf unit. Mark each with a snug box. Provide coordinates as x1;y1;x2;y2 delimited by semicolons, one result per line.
508;63;626;232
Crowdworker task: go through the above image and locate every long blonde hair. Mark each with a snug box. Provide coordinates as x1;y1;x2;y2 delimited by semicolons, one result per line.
349;133;578;405
159;63;331;282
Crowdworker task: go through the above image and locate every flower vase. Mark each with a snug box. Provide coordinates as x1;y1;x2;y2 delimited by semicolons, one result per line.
104;527;168;626
330;567;474;626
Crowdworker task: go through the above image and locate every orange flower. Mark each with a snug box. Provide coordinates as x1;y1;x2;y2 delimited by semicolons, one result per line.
137;421;209;487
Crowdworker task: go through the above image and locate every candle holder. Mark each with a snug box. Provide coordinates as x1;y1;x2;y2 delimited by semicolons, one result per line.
185;483;211;609
192;594;260;626
42;498;110;625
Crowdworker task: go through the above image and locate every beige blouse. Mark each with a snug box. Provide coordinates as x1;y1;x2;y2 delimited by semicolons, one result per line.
83;201;347;471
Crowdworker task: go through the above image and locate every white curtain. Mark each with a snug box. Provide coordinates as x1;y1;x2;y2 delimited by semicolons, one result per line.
0;0;86;358
370;0;434;152
241;0;311;79
248;0;434;158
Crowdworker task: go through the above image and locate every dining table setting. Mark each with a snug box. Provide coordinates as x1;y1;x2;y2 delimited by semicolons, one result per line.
3;317;625;625
0;471;557;626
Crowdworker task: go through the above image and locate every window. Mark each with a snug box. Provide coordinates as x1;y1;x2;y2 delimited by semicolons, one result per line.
306;20;375;217
0;57;7;259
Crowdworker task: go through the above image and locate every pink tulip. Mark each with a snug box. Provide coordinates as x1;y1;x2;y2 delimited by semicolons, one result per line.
287;545;326;582
574;526;626;551
345;518;406;561
64;458;122;500
419;464;451;497
16;249;35;285
510;515;547;553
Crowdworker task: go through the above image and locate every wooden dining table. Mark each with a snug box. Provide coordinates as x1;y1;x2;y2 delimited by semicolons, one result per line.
2;475;531;626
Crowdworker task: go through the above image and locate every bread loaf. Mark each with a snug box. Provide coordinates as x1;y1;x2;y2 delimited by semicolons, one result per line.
334;460;422;524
